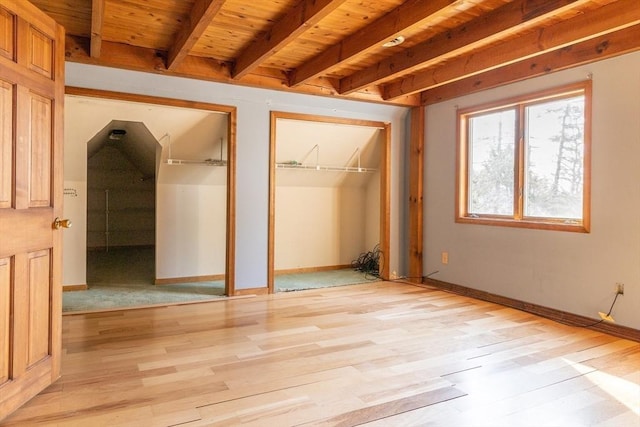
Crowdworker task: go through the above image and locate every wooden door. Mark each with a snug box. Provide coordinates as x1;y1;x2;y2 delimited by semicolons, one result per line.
0;0;64;420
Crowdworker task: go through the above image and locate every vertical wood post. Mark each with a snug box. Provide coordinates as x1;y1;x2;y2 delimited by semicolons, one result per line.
408;106;424;283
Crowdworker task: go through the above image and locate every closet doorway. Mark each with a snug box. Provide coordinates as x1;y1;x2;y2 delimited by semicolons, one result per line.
63;88;236;311
268;112;390;293
86;121;158;291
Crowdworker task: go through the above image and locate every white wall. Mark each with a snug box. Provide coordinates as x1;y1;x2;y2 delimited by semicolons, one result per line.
425;51;640;329
340;186;369;263
62;180;86;286
365;171;381;252
274;177;378;271
156;184;226;278
275;186;342;269
65;63;409;290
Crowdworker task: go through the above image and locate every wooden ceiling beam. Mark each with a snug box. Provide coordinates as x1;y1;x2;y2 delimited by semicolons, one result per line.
384;0;640;100
340;0;587;95
64;35;420;106
232;0;346;80
420;25;640;105
166;0;225;71
289;0;458;87
90;0;104;58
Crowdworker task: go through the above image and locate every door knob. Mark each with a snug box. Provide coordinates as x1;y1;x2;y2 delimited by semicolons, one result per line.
53;217;72;229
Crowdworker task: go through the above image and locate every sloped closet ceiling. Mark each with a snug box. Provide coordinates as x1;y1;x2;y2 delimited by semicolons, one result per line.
67;95;229;185
87;120;158;179
276;119;382;188
157;113;228;185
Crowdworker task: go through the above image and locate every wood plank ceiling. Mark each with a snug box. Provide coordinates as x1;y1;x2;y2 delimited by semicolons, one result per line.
30;0;640;106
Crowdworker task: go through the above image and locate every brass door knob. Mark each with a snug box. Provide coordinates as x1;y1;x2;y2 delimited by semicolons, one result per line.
53;217;72;229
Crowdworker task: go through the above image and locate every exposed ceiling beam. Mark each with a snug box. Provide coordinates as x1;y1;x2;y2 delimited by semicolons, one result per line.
384;0;640;100
340;0;587;95
166;0;225;71
289;0;458;87
232;0;346;80
420;25;640;105
64;35;420;106
90;0;105;58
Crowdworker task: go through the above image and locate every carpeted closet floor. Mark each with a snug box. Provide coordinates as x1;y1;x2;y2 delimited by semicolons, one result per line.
63;247;378;313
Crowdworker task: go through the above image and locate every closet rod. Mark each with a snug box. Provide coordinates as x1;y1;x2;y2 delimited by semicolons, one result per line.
275;163;376;173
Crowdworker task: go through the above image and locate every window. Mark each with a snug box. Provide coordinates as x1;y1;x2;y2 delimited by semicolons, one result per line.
457;81;591;232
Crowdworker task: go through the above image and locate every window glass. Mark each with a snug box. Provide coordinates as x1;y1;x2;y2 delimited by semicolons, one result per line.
524;96;584;219
468;110;516;216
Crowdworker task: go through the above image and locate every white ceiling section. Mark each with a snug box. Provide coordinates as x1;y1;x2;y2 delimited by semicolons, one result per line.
66;95;229;185
275;119;382;188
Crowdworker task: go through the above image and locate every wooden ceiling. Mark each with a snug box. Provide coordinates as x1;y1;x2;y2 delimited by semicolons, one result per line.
31;0;640;106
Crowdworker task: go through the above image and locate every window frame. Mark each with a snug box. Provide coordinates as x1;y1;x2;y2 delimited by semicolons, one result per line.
456;81;592;233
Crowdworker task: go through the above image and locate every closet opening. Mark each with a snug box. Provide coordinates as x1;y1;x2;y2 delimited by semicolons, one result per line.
62;89;236;312
86;121;158;293
268;112;390;293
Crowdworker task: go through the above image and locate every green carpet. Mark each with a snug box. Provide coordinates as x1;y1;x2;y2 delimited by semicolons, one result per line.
63;247;378;313
63;247;225;313
275;269;378;291
62;281;226;312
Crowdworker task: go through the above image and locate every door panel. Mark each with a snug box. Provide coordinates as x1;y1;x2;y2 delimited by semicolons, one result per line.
27;249;51;366
0;0;64;420
27;26;53;78
0;7;13;60
0;79;12;208
0;256;10;385
28;92;52;207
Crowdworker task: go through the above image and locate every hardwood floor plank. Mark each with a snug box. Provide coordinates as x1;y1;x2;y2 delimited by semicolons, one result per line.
1;282;638;426
307;387;467;426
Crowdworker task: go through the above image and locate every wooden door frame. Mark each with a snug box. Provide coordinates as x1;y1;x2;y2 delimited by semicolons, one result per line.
267;111;391;293
64;87;238;295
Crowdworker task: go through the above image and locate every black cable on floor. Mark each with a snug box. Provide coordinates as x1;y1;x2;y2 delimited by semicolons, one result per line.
351;245;381;280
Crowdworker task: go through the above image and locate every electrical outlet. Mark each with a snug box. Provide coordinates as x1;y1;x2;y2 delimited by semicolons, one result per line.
616;283;624;295
441;252;448;265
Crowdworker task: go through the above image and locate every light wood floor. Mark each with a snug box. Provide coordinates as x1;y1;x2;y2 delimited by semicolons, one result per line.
2;282;639;426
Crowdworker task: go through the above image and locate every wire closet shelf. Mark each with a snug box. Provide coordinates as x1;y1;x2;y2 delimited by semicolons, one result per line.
276;145;377;173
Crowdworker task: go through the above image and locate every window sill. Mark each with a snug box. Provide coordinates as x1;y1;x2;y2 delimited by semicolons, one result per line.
456;216;589;233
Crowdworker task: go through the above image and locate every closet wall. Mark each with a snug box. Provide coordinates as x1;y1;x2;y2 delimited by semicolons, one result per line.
274;119;383;271
275;180;377;270
87;145;155;249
